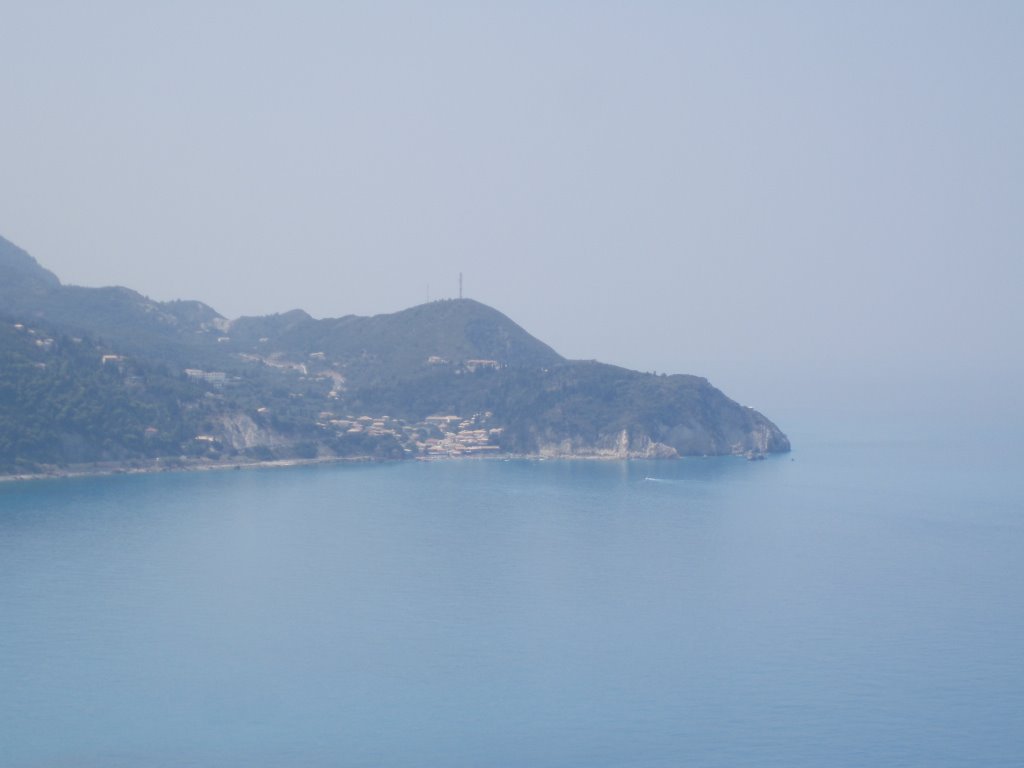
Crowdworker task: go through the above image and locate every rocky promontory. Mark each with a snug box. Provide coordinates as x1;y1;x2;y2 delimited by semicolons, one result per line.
0;234;788;476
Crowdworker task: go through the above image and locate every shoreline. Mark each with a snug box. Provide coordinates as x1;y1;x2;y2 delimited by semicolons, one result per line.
1;450;776;484
0;455;386;484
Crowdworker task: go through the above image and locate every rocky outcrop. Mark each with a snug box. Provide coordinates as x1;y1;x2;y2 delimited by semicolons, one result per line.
214;414;290;451
536;430;680;459
499;362;789;458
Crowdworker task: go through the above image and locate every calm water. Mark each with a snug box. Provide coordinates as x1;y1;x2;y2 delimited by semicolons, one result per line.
2;433;1023;767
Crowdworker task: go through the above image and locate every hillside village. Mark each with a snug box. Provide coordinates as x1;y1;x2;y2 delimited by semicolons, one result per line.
315;411;503;457
3;320;510;467
181;349;507;458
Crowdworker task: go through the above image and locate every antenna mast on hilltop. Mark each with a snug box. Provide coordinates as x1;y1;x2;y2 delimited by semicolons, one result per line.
459;272;463;300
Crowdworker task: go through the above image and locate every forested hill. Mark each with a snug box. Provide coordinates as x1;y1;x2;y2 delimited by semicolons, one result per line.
0;235;789;474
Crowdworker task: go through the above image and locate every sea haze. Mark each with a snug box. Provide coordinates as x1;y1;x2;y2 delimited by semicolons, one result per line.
1;430;1023;768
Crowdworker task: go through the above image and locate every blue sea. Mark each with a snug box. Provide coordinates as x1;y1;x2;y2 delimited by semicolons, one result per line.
2;427;1023;767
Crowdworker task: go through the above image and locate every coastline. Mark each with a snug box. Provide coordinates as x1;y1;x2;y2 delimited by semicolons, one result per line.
0;454;387;484
0;449;776;484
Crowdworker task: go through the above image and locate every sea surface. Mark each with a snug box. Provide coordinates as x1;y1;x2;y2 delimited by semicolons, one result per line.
2;430;1023;767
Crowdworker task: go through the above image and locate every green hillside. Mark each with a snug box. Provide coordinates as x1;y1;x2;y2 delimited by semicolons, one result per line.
0;321;202;471
0;234;789;474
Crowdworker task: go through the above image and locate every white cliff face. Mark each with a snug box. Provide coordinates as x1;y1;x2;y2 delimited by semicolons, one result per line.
751;423;773;453
214;414;289;451
634;438;680;459
536;429;680;459
616;427;630;455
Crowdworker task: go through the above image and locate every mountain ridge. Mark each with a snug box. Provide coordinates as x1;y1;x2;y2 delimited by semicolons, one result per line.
0;235;789;474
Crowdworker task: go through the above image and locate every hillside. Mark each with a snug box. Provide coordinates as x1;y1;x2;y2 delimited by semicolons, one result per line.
225;298;564;387
0;235;789;474
0;321;203;471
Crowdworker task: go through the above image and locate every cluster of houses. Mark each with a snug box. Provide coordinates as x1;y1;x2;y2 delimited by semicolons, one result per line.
11;323;56;353
314;411;504;457
419;414;503;455
321;414;401;438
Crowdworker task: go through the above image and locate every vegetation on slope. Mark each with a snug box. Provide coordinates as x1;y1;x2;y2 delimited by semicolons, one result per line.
0;321;202;472
0;235;789;472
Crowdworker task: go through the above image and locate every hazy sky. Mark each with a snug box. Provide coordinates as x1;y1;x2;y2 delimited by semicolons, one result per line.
2;2;1021;429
